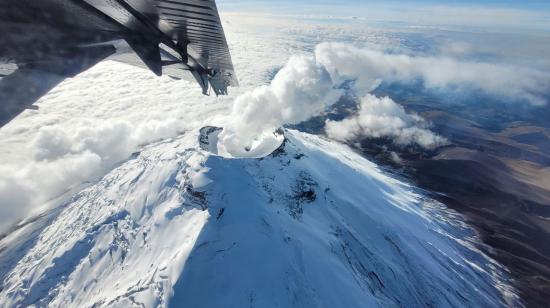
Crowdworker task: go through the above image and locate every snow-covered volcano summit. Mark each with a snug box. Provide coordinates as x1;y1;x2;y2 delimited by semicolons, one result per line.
0;129;518;307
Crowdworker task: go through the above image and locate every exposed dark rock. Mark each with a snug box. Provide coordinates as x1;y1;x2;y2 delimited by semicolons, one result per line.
287;172;318;219
198;126;223;154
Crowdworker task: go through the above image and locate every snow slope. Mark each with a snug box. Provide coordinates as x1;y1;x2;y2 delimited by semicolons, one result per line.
0;129;518;307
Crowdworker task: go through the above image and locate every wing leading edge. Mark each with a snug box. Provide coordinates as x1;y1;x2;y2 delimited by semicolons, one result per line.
0;0;237;127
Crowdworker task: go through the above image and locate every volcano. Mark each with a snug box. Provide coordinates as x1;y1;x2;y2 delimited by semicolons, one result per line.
0;129;518;307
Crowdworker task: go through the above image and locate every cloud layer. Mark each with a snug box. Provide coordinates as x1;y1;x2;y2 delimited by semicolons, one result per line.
316;42;550;106
2;13;548;234
221;42;501;157
219;40;548;157
0;15;295;234
0;118;188;233
325;94;446;148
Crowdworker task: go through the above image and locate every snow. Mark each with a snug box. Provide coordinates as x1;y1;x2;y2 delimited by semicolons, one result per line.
0;134;211;307
0;12;523;308
0;129;519;307
217;129;285;159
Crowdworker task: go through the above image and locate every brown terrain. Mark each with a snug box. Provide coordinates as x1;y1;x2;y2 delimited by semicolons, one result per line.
294;88;550;307
354;95;550;307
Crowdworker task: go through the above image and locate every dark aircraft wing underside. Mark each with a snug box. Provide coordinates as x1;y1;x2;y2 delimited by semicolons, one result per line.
0;0;237;127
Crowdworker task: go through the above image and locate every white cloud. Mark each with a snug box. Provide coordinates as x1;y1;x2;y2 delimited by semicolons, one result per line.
29;119;186;164
2;13;547;235
0;151;102;233
0;15;297;234
218;55;342;157
315;42;550;106
0;118;191;233
221;41;504;156
220;37;545;155
325;94;446;148
0;172;34;233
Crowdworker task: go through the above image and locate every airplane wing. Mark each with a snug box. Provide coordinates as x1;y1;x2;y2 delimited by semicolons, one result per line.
0;0;237;127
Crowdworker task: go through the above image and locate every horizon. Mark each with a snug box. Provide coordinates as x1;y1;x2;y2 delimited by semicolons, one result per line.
218;0;550;33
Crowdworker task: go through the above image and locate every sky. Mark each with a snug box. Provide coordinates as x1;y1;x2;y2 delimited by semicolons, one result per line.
217;0;550;32
219;0;550;9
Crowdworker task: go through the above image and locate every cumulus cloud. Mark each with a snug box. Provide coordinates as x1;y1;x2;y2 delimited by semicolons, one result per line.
315;42;550;106
0;118;188;234
325;94;446;148
220;40;549;158
219;42;463;156
30;119;184;164
218;55;342;157
0;173;34;233
0;152;102;234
